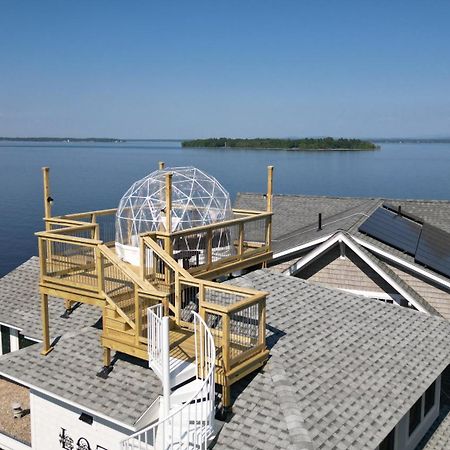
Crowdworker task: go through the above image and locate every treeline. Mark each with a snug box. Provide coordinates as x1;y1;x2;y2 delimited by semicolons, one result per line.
182;137;377;150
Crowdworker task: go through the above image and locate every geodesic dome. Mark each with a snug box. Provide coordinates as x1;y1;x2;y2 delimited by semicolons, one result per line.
115;166;234;265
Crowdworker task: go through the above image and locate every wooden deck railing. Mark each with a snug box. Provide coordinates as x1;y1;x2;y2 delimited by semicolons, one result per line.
139;209;272;280
141;235;268;384
37;207;268;383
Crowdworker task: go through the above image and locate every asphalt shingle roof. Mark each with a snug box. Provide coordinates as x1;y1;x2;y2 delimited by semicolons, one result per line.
214;270;450;450
235;193;450;287
0;326;162;428
0;256;100;341
235;193;376;249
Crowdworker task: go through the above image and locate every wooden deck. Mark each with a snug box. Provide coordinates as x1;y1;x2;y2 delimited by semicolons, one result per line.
36;165;273;407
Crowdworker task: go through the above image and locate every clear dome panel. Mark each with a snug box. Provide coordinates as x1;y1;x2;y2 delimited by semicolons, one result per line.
115;167;234;264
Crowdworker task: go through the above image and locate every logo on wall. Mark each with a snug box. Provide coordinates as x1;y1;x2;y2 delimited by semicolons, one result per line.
59;428;108;450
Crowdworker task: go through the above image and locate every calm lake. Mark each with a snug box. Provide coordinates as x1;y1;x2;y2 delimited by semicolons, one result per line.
1;140;450;277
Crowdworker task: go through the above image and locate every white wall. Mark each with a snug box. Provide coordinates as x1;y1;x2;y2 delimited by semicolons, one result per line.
30;390;134;450
10;328;20;352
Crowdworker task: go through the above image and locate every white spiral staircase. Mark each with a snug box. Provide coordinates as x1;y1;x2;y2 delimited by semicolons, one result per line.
121;304;217;450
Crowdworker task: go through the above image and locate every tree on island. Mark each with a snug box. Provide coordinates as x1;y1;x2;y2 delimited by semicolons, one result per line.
181;137;377;150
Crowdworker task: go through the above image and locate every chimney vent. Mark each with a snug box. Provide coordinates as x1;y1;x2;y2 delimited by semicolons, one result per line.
11;402;24;419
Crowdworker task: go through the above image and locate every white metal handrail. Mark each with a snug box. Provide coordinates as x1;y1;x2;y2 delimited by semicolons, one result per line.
147;304;164;380
121;312;216;450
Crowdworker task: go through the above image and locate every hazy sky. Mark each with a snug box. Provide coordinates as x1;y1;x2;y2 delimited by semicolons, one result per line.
1;1;449;138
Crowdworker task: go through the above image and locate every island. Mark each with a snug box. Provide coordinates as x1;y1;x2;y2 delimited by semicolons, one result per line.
182;137;378;150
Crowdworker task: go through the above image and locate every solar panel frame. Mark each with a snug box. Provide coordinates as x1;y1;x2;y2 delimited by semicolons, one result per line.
415;223;450;278
359;207;422;256
382;203;424;224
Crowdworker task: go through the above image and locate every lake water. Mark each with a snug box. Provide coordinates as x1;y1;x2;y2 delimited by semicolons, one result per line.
1;140;450;277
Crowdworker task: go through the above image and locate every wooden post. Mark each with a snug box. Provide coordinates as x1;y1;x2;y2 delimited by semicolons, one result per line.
40;293;53;355
42;167;53;261
238;223;244;259
222;314;230;373
42;167;52;224
139;236;146;280
266;166;274;211
134;286;141;345
174;271;181;325
96;247;105;294
91;214;100;240
206;229;213;268
159;161;165;170
223;384;231;409
263;166;274;268
258;298;266;346
222;312;231;408
38;238;47;277
165;173;173;234
164;173;173;287
103;346;111;367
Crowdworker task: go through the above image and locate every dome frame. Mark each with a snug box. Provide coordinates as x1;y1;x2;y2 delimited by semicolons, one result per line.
115;166;234;265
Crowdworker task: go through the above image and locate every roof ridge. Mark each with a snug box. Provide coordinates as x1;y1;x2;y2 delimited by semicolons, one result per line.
272;199;379;244
346;236;442;317
237;192;450;204
237;192;380;201
268;354;316;450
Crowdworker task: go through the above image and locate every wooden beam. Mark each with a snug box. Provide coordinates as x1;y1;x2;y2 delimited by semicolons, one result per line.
39;284;105;306
40;293;53;355
159;161;165;170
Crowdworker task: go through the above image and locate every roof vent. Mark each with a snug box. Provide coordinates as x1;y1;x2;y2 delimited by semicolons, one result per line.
11;402;24;419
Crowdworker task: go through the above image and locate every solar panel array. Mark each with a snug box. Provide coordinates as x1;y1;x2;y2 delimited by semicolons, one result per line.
359;207;422;255
359;206;450;278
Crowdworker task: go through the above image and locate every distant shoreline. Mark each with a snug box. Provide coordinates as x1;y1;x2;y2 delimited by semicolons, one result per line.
0;137;125;143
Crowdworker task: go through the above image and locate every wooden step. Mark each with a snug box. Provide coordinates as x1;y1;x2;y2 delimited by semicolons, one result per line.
104;315;132;332
104;305;119;319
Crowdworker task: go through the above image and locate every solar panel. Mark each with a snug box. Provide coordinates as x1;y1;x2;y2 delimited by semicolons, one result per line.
359;207;422;255
415;223;450;278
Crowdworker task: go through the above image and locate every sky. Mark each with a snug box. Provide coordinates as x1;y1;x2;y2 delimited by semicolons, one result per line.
0;0;449;139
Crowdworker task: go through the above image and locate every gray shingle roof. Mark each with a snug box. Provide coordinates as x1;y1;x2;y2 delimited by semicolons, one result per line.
0;327;162;428
235;193;377;247
0;257;100;341
235;193;450;286
214;270;450;450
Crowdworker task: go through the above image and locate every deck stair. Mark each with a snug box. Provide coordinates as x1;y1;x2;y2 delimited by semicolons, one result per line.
121;307;217;450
